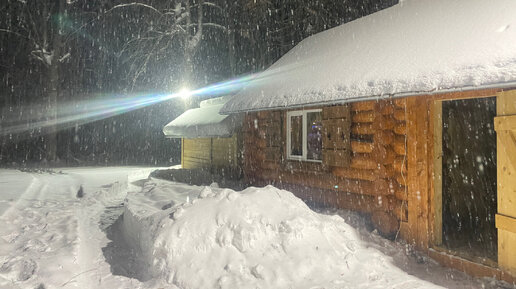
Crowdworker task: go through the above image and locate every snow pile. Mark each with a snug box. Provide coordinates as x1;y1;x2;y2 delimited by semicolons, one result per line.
222;0;516;113
122;180;443;288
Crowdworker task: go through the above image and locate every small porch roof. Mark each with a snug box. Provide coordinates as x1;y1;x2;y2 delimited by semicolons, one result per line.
163;96;241;138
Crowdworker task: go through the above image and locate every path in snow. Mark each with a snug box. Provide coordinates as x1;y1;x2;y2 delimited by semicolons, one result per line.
0;167;159;289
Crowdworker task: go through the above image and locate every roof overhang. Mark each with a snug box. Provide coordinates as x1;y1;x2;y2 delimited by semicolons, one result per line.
220;0;516;114
163;97;242;138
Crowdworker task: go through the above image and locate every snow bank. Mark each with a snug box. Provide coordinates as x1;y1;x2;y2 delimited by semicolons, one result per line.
122;179;443;288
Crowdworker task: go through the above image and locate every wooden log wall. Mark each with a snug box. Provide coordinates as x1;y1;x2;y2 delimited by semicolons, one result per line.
242;99;409;237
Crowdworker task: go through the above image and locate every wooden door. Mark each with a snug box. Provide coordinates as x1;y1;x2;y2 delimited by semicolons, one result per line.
495;90;516;274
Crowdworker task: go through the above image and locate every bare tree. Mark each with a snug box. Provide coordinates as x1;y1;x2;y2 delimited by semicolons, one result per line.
1;0;69;162
113;0;226;90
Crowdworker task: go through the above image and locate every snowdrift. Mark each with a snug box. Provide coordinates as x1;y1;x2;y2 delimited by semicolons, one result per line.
122;179;442;289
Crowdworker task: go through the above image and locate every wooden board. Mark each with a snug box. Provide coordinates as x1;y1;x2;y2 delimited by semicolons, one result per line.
432;100;443;246
182;138;212;169
497;90;516;115
496;90;516;274
351;141;374;154
351;123;375;135
264;147;281;161
494;115;516;131
322;149;351;167
212;135;238;168
352;111;375;123
332;167;377;182
322;119;351;150
322;104;350;120
351;101;375;112
405;96;430;249
265;121;282;147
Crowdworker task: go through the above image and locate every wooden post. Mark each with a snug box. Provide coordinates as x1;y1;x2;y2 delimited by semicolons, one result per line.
496;89;516;275
406;96;430;249
431;100;443;246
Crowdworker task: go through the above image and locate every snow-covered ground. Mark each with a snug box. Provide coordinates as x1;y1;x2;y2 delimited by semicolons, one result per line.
0;167;510;288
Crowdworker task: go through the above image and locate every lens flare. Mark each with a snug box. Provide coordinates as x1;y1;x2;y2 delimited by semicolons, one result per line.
1;62;303;137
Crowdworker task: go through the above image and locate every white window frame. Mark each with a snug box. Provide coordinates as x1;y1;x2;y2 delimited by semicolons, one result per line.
286;109;323;162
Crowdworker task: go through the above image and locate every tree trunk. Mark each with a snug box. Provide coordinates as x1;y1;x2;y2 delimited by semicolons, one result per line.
45;0;65;162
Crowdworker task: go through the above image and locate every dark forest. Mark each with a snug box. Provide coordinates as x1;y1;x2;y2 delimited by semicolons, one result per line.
0;0;396;167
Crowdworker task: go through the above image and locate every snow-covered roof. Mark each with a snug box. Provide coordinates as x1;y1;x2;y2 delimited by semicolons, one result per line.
163;96;242;138
221;0;516;113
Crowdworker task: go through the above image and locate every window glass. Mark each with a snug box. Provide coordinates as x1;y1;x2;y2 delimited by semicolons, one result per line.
306;111;322;160
290;115;303;156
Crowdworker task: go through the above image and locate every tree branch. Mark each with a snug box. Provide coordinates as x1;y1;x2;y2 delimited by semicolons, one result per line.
187;22;226;32
104;2;162;15
0;28;31;42
65;2;162;43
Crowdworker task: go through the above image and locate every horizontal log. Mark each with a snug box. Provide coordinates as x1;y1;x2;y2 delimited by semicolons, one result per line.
352;111;375;123
245;137;266;148
256;110;281;121
350;155;377;170
392;200;408;222
246;150;265;163
394;186;408;201
332;167;378;182
352;123;375;135
373;115;396;130
351;141;374;153
371;210;399;237
351;101;375;112
280;184;387;213
260;160;281;171
323;105;350;120
256;170;392;196
374;130;394;145
283;160;324;173
394;98;407;109
393;140;406;156
383;165;396;178
394;122;407;135
396;174;408;186
264;147;281;161
393;109;406;121
372;144;396;164
379;103;395;115
393;156;407;174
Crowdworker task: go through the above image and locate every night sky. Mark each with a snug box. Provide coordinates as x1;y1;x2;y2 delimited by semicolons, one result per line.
0;0;397;166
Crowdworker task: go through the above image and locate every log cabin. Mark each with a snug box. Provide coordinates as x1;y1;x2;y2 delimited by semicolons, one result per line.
219;0;516;283
163;96;242;175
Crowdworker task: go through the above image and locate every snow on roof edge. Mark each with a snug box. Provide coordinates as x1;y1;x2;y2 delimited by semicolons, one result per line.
221;81;516;114
221;0;516;114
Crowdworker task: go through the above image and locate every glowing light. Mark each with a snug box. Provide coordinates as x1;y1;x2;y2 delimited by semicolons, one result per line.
178;88;192;100
1;62;305;137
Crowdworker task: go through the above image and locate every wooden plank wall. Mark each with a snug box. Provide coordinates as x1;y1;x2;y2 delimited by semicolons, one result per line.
182;138;212;169
495;90;516;275
212;135;238;168
243;99;409;237
183;135;239;170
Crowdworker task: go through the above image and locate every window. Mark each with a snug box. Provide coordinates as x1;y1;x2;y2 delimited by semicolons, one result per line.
287;109;322;161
